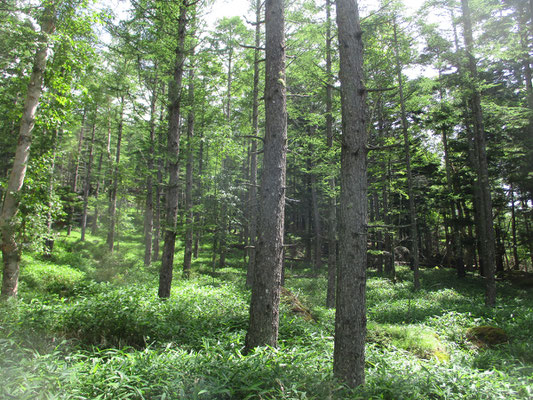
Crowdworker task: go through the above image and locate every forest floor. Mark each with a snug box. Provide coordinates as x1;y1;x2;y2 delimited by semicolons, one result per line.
1;230;532;399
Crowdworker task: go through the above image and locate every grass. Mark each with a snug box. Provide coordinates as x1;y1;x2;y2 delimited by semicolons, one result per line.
1;228;532;399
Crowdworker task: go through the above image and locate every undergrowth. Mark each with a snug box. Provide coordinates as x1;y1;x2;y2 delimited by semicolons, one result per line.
1;230;532;399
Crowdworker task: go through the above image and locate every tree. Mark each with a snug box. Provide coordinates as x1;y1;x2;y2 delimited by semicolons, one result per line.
245;0;287;351
1;2;56;298
333;0;367;387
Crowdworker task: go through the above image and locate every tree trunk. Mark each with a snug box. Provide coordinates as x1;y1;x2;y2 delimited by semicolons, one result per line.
158;4;188;298
183;67;195;278
333;0;367;387
107;96;125;253
393;18;420;290
245;0;287;351
91;151;104;235
246;0;262;287
144;79;159;266
510;185;519;270
1;5;56;298
68;109;86;235
461;0;497;306
325;0;337;308
152;95;166;262
81;110;97;241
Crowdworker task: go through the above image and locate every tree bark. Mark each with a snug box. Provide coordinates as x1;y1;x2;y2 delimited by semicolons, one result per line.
106;96;125;253
68;109;86;235
246;0;262;287
325;0;337;309
333;0;367;387
81;110;97;241
158;3;188;298
461;0;497;306
183;67;195;278
144;78;159;266
245;0;287;351
393;18;420;290
1;5;56;298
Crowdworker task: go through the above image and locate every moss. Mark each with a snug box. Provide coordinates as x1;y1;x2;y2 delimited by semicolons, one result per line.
466;326;508;347
367;322;448;361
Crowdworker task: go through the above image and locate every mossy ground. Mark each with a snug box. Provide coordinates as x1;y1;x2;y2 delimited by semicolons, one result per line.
1;229;532;399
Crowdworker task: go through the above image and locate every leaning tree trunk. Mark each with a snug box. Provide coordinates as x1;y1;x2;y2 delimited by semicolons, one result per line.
158;3;188;298
244;0;287;351
333;0;367;387
1;5;56;298
461;0;496;306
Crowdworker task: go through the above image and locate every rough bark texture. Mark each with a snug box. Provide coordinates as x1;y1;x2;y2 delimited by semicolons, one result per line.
246;0;262;288
183;68;195;278
333;0;367;387
245;0;287;351
1;5;55;298
158;4;188;298
461;0;496;306
325;0;337;309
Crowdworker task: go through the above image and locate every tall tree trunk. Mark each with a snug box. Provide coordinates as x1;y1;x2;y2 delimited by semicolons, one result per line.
246;1;261;286
107;96;125;253
91;151;104;235
510;185;519;270
1;5;56;298
325;0;337;308
152;94;166;262
183;67;195;278
67;109;87;235
144;79;159;266
81;110;97;241
393;18;420;290
158;4;188;298
461;0;496;306
333;0;367;387
44;128;59;256
245;0;287;351
310;159;322;273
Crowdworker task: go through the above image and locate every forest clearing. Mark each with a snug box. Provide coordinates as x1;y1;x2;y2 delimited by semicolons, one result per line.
1;0;533;397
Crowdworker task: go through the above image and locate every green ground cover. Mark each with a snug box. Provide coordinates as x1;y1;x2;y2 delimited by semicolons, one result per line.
1;231;532;399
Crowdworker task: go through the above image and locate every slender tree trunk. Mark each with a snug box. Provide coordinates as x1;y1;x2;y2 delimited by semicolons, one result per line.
393;18;420;289
144;79;159;266
193;130;204;259
325;0;337;308
247;0;262;286
44;128;59;256
81;110;97;241
510;185;520;270
158;4;188;298
183;68;195;278
91;151;104;235
1;5;56;298
310;161;322;272
461;0;496;306
245;0;287;351
384;161;395;279
333;0;367;387
67;109;86;235
152;94;166;262
107;96;125;253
